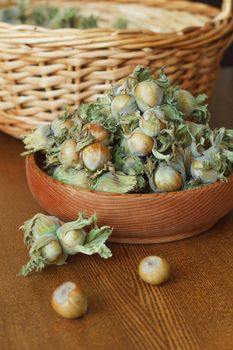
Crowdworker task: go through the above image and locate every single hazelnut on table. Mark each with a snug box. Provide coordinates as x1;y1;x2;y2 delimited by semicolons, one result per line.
138;256;170;285
51;281;88;319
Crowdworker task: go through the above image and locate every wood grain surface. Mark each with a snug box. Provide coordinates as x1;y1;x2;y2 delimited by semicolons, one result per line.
0;68;233;350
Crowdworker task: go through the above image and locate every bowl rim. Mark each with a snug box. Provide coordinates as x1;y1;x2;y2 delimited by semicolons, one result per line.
26;152;233;199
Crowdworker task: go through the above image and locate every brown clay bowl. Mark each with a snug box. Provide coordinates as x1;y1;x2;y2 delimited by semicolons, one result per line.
26;153;233;244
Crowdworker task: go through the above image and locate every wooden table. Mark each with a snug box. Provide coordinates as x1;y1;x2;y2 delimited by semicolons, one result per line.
0;69;233;350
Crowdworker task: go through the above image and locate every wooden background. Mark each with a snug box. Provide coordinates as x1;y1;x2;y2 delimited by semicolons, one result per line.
0;0;232;64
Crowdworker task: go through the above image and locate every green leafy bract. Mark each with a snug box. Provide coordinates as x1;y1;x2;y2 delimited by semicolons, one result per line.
93;172;138;193
155;68;170;90
0;1;100;29
21;213;61;247
19;213;67;276
57;213;112;258
53;166;90;188
131;65;153;82
79;98;118;133
113;17;128;29
22;124;54;155
19;212;113;276
161;103;184;122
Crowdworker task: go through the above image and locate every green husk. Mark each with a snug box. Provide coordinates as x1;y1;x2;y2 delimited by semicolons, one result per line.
161;103;184;122
22;124;53;155
19;234;67;276
155;68;170;90
131;65;153;82
113;147;145;181
80;226;112;258
0;1;99;29
169;149;187;182
191;156;220;184
77;15;98;29
19;212;112;276
113;17;128;29
195;128;232;178
195;94;208;105
51;116;71;139
53;167;90;188
114;145;145;175
76;133;94;152
0;0;28;24
19;214;67;276
186;122;211;158
57;213;112;258
223;149;233;162
224;129;233;139
152;128;176;161
19;251;47;276
139;108;166;138
45;145;61;168
122;156;145;176
21;213;61;247
30;4;60;27
136;175;147;191
190;105;210;124
183;178;203;190
144;158;159;193
152;147;171;161
119;112;141;134
93;172;138;193
79;98;118;133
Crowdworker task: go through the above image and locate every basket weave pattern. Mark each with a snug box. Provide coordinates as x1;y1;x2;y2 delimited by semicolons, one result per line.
0;0;232;138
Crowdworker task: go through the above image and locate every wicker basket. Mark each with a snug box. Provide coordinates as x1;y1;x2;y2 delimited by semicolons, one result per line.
0;0;232;139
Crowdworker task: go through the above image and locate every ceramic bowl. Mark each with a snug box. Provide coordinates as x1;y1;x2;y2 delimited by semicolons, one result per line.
26;153;233;244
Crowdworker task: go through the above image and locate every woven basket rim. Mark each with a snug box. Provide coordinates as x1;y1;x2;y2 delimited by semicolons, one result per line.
0;20;232;47
0;0;232;36
0;0;232;140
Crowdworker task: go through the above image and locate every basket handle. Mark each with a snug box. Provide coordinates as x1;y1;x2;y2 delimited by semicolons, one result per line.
214;0;232;21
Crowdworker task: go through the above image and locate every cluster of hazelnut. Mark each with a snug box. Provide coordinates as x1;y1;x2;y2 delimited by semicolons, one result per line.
24;66;233;194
